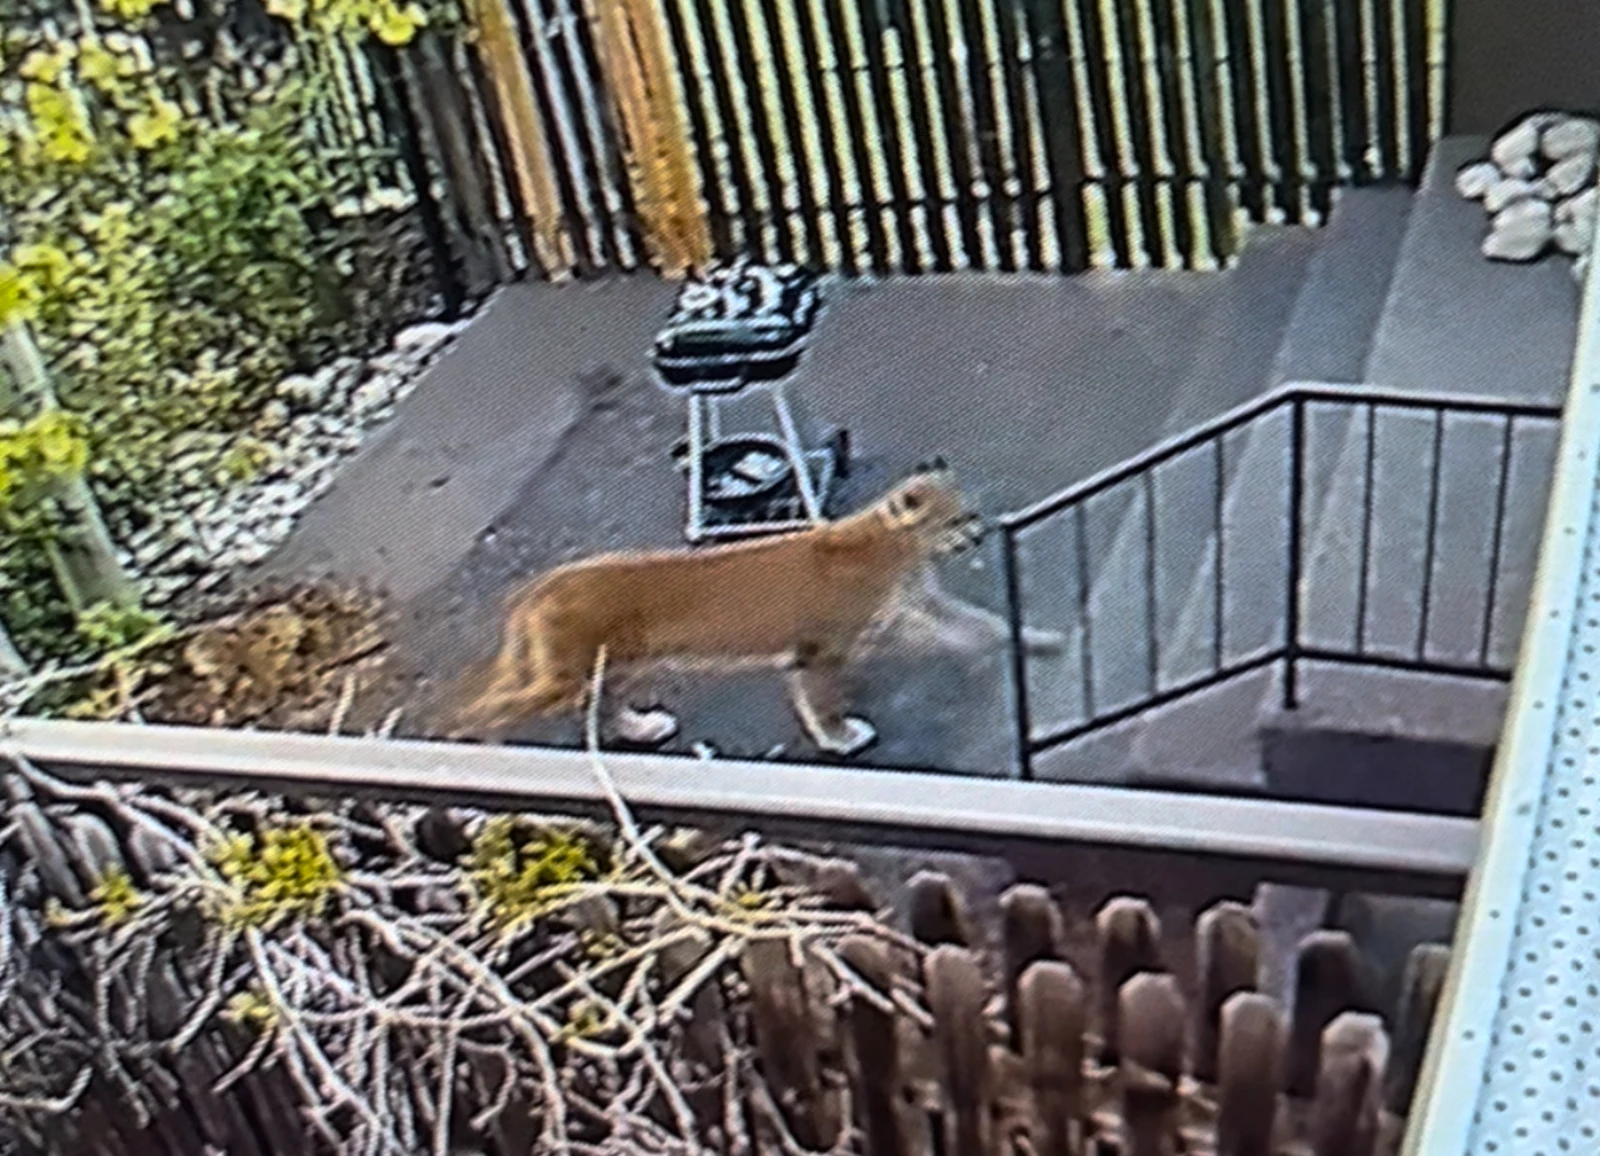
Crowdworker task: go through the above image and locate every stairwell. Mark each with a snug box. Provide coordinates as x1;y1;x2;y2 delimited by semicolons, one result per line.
1010;137;1577;817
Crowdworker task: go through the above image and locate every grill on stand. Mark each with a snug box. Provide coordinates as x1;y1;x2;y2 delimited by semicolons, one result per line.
653;261;850;544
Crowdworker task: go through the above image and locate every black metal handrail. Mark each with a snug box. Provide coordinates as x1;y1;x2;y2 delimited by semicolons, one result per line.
999;382;1564;781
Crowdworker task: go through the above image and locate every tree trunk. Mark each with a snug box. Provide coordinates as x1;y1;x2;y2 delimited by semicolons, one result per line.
0;613;27;679
1;321;139;615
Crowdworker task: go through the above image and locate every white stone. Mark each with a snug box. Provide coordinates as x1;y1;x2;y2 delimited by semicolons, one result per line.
350;377;398;416
1575;254;1591;284
366;352;413;379
1492;117;1547;173
1561;186;1599;225
313;357;364;406
1555;213;1597;256
258;399;292;430
275;374;323;409
1499;154;1539;181
1482;197;1553;262
393;321;454;356
1484;177;1540;214
1542;115;1600;161
1455;160;1501;200
1540;150;1596;199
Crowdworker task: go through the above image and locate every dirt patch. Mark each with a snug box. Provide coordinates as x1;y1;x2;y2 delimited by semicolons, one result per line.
37;582;410;734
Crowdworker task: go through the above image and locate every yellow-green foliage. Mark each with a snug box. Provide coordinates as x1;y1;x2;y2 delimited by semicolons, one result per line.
76;599;166;651
0;2;434;471
723;881;774;920
554;998;607;1043
88;863;143;925
463;817;606;927
223;987;281;1031
265;0;431;46
0;0;444;658
206;821;343;929
0;410;91;514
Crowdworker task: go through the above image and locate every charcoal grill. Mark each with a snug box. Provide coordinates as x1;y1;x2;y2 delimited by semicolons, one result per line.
653;261;849;544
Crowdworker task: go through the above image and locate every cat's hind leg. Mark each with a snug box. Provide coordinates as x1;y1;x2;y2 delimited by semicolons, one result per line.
786;642;876;757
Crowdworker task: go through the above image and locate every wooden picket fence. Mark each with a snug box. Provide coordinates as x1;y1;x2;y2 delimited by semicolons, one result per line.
459;0;1453;280
9;807;1447;1156
664;870;1446;1156
123;0;1455;296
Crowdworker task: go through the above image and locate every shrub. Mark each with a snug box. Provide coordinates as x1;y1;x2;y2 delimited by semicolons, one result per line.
0;0;444;661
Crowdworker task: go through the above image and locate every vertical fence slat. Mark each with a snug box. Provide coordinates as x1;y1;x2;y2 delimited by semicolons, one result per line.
886;0;959;271
973;0;1029;270
564;3;651;268
821;0;895;271
1257;0;1300;221
834;0;904;272
756;0;831;268
990;0;1046;269
783;0;858;270
1217;0;1266;221
856;2;927;271
1369;0;1401;178
1022;0;1090;272
586;0;711;275
657;0;739;259
1401;0;1432;179
1145;0;1199;266
1179;0;1240;265
1074;0;1135;266
698;0;780;260
916;0;987;269
726;0;803;263
505;0;601;271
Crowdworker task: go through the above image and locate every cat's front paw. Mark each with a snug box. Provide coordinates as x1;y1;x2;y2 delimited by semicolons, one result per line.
815;715;877;757
614;705;680;746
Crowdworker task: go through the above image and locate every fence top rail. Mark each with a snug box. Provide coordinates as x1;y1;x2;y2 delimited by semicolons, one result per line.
0;717;1479;879
1000;380;1564;532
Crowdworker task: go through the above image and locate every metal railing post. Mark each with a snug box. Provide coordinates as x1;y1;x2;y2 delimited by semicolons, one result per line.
1283;396;1306;710
999;523;1035;781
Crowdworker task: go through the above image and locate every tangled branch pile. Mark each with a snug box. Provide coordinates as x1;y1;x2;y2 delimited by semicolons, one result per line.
3;581;403;731
0;746;921;1156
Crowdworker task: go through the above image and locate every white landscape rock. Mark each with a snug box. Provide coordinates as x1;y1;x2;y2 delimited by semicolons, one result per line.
1555;189;1599;255
1491;113;1557;173
1455;160;1501;200
393;321;456;357
1458;109;1600;276
134;310;477;605
1541;115;1600;161
1541;150;1596;199
1482;197;1553;262
1483;176;1539;214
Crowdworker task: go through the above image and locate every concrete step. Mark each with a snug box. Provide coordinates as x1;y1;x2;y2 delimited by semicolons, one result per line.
1364;135;1577;406
1269;186;1416;387
1255;663;1507;815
